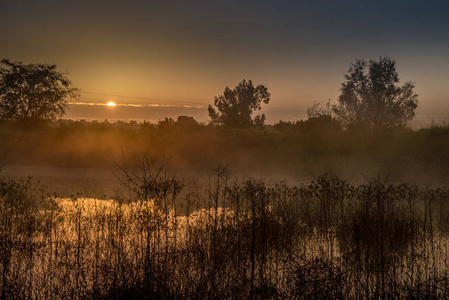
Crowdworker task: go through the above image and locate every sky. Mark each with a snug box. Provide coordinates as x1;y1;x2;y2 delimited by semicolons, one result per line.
1;0;449;124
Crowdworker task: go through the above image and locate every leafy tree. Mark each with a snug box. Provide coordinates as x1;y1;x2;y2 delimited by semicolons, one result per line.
208;79;270;127
333;57;418;132
0;59;78;121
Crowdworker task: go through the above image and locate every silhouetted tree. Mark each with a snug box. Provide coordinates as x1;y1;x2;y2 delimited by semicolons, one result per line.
307;100;332;119
0;59;78;121
333;57;418;132
208;79;270;127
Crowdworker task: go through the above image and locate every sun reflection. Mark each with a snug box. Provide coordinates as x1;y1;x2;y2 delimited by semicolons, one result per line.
106;102;116;107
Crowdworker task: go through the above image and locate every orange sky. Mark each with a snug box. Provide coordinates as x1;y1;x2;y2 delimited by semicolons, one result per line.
2;1;449;124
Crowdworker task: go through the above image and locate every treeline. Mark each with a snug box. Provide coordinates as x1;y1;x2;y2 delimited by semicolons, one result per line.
2;165;449;299
1;118;449;183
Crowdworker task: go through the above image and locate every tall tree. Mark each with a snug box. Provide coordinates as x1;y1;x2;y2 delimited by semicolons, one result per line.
208;79;270;128
333;57;418;132
0;59;78;121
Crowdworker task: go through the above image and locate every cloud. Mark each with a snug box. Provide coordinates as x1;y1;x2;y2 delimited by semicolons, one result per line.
68;102;205;109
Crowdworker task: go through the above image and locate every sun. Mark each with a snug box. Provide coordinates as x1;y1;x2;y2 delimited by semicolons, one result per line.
106;102;116;107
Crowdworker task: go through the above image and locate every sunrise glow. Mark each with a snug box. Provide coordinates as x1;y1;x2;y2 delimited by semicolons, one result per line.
107;102;116;107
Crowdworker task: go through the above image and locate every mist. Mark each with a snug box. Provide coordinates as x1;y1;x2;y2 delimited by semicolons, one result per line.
1;118;449;196
2;0;449;293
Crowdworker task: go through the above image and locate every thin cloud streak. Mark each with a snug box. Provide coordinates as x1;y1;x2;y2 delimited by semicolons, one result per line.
68;102;205;109
80;91;206;106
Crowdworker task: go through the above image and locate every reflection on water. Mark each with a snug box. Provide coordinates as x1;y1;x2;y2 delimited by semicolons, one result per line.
2;174;449;298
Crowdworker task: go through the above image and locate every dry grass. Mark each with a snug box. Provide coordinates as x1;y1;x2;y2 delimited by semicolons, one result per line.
1;168;449;299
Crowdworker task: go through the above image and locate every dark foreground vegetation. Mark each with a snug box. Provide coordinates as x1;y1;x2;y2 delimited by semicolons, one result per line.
2;162;449;299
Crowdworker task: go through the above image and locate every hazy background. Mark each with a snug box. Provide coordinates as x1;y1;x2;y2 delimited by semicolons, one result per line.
1;0;449;124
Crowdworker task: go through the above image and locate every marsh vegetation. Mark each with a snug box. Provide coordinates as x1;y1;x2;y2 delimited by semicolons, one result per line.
1;57;449;299
2;161;449;299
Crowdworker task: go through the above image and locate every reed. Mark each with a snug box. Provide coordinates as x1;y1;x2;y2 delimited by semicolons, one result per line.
1;166;449;299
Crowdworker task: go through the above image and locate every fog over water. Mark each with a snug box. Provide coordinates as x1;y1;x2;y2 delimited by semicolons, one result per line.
2;1;449;298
